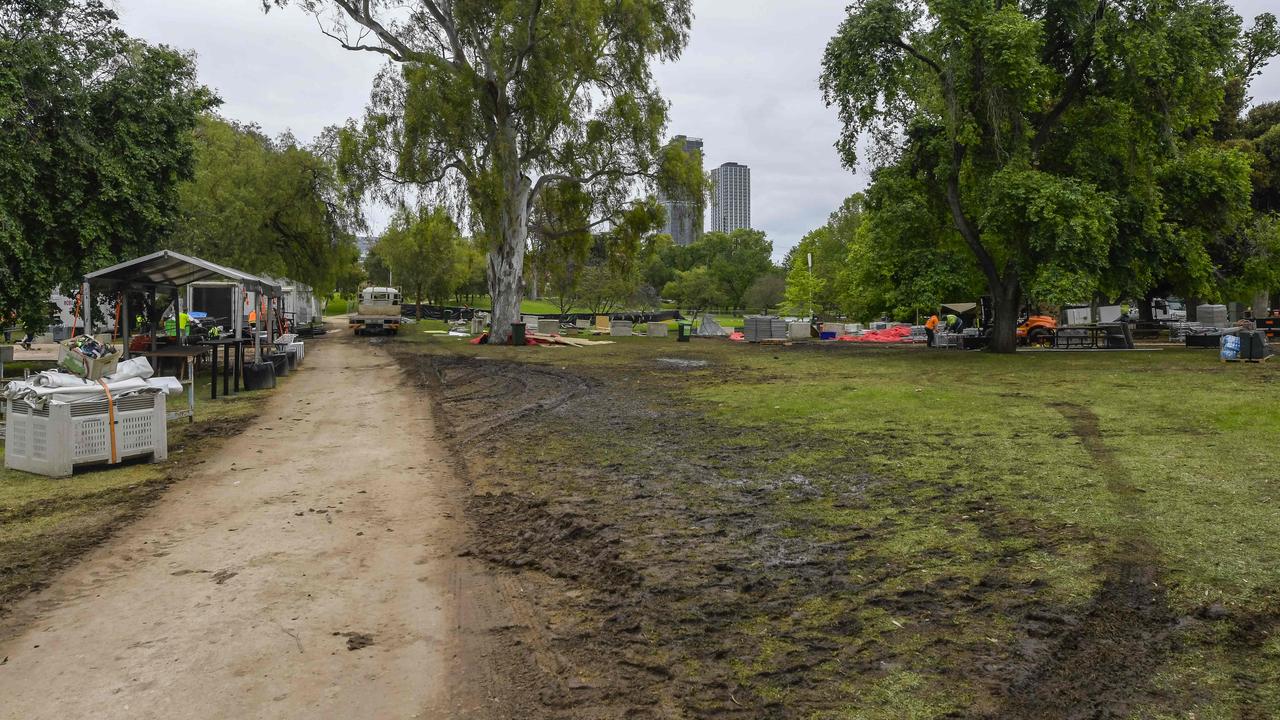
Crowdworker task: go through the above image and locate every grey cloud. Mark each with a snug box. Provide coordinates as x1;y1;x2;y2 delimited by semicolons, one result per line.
117;0;1280;258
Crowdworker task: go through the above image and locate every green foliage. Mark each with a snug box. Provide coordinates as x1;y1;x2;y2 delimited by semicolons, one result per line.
375;206;462;306
0;0;215;332
742;271;785;314
783;263;824;317
662;266;724;316
821;0;1267;348
531;183;595;315
696;229;775;312
841;173;983;321
982;168;1117;305
783;194;868;316
172;116;362;296
577;262;638;316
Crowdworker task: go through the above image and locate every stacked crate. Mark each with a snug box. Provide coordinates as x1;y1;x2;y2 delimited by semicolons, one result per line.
744;316;789;342
1196;304;1229;328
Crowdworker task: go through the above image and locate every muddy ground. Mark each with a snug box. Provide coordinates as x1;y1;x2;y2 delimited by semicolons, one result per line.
400;345;1279;719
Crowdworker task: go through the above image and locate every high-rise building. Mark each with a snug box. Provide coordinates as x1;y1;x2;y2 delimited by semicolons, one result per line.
658;135;704;247
711;162;751;233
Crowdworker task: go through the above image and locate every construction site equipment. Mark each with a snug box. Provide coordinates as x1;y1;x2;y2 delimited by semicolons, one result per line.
610;320;634;337
243;362;275;390
3;363;174;478
1017;315;1058;346
1051;324;1134;350
744;316;788;342
647;323;669;338
1238;331;1272;361
5;393;168;477
1197;304;1229;328
351;287;402;336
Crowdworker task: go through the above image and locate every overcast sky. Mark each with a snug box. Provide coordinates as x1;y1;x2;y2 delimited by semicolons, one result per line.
117;0;1280;259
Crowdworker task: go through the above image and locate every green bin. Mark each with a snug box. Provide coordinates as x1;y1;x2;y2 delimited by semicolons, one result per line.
677;322;692;343
510;322;527;346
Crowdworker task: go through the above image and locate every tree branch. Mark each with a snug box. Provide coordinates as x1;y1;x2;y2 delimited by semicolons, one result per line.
1031;0;1108;158
422;0;471;71
509;0;545;77
328;0;416;62
527;166;649;213
893;38;943;76
314;15;403;61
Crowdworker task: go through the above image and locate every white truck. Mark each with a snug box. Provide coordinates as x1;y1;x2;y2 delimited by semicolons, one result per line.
349;286;403;336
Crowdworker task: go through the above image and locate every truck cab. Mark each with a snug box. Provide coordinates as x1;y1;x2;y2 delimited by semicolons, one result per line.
350;287;403;336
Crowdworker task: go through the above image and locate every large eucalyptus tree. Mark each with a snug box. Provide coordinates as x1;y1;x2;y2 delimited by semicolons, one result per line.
268;0;693;343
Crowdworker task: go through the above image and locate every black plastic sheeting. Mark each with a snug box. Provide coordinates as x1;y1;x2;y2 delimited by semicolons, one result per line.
401;305;684;324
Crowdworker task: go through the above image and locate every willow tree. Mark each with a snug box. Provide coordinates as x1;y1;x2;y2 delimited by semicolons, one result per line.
822;0;1254;352
269;0;693;343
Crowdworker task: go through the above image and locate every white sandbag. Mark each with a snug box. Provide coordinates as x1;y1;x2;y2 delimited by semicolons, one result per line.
105;356;155;382
145;377;184;395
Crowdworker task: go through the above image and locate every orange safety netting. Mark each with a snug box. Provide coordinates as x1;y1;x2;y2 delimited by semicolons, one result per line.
839;325;913;343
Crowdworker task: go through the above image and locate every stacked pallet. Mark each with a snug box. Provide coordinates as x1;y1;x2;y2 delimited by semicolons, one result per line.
744;316;789;342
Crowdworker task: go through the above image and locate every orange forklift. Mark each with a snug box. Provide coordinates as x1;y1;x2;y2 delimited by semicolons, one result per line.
939;298;1057;347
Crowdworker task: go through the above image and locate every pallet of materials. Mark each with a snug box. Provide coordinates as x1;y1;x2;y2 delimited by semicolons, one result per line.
744;316;788;342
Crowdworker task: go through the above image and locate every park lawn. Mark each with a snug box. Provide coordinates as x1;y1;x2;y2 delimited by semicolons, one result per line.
403;333;1280;717
0;368;270;611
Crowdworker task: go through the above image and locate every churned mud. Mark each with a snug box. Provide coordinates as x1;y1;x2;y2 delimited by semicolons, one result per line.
402;348;1279;719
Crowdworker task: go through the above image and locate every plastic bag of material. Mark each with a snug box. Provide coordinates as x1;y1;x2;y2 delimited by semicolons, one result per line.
696;314;731;337
1221;334;1241;361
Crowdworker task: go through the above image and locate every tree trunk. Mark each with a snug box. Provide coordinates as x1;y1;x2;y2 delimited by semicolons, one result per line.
486;181;532;344
987;278;1021;354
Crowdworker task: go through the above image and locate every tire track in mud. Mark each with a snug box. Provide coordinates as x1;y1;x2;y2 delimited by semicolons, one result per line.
420;355;589;439
989;403;1173;720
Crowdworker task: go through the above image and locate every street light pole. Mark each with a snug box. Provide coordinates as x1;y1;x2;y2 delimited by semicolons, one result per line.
807;252;814;322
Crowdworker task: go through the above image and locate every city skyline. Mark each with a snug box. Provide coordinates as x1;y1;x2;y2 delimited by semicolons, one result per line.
710;162;752;235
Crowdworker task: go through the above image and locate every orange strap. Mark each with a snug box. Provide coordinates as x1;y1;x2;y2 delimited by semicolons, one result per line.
97;380;119;464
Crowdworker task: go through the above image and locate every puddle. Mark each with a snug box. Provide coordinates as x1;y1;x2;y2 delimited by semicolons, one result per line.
656;358;710;369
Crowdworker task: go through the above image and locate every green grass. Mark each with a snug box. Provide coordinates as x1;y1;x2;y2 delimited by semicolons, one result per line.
395;333;1280;717
1;374;272;609
324;294;348;316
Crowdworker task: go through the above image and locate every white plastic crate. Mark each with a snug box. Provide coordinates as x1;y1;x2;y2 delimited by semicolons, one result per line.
5;392;168;477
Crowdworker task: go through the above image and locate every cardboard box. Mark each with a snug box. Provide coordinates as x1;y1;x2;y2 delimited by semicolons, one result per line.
58;341;120;380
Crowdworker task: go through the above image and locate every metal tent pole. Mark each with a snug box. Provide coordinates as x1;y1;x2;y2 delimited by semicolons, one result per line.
122;293;130;360
149;287;158;353
82;281;92;336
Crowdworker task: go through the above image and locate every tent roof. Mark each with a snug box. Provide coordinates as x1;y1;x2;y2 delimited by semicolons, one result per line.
85;250;282;295
941;302;979;314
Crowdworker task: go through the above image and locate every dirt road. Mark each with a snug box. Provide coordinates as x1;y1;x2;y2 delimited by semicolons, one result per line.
0;331;501;719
